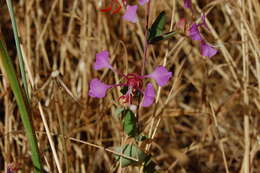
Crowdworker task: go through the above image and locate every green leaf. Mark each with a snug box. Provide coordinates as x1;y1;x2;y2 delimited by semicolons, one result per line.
6;0;30;101
148;11;166;43
148;31;177;44
147;11;177;44
0;40;43;172
122;109;137;137
114;144;147;167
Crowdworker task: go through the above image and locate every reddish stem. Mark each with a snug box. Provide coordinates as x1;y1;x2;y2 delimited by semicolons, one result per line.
141;1;151;76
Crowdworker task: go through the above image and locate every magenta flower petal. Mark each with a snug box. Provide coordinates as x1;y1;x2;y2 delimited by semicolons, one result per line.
188;24;203;41
184;0;192;8
138;0;149;6
200;42;218;58
146;66;172;87
89;78;111;98
141;83;155;107
94;50;112;70
123;5;138;23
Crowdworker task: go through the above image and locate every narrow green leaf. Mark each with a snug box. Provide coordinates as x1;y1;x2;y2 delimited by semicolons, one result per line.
148;31;177;44
147;11;166;43
114;144;147;167
122;109;137;137
0;40;43;172
6;0;30;101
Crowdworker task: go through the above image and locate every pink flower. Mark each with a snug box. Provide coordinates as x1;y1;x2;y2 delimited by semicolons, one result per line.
138;0;149;6
89;51;172;107
184;0;192;8
123;5;138;23
146;66;172;87
188;15;208;41
94;50;113;70
188;24;203;41
141;83;155;107
200;41;218;58
188;15;217;58
89;78;111;98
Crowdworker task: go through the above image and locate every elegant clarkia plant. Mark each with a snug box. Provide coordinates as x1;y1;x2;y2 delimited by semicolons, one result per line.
100;0;149;23
88;50;172;107
89;1;220;170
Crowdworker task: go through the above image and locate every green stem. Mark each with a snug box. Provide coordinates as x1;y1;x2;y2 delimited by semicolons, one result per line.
0;40;43;172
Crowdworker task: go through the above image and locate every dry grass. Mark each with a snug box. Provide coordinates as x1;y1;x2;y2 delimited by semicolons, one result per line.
1;0;260;172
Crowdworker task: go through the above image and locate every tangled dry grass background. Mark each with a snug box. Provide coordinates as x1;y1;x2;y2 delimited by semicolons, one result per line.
0;0;260;172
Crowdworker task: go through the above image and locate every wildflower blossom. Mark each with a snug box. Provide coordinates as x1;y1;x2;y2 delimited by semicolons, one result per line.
123;5;138;23
200;41;218;58
187;15;218;58
145;66;172;87
189;23;203;41
94;50;113;70
89;78;112;98
89;50;172;107
142;83;155;107
188;15;207;41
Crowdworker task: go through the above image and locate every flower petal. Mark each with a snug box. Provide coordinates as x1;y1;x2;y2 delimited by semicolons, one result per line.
89;78;111;98
141;83;155;107
184;0;192;8
123;5;138;23
188;24;203;41
94;50;112;70
200;41;218;58
138;0;149;6
146;66;172;87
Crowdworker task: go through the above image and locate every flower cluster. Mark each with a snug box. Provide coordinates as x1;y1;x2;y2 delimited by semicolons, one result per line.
188;16;217;58
183;0;217;58
89;50;172;107
100;0;149;23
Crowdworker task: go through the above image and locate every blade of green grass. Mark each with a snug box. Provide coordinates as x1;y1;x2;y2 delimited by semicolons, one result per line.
6;0;30;101
0;40;43;172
